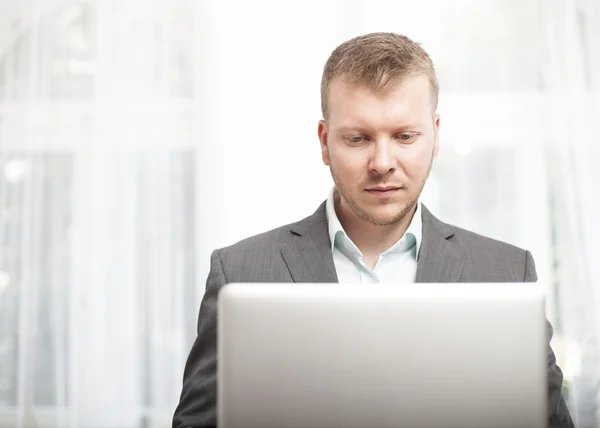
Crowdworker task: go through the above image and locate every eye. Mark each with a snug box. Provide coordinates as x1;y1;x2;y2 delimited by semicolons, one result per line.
347;135;368;144
397;133;416;142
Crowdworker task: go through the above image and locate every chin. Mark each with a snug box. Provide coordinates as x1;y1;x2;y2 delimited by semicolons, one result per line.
361;207;406;226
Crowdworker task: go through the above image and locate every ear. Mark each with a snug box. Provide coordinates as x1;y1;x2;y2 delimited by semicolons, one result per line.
318;120;330;166
433;114;440;158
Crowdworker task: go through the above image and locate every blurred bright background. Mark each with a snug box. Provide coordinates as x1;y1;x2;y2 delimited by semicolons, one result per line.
0;0;599;427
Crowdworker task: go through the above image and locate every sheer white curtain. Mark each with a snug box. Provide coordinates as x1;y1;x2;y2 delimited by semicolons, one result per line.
539;0;600;426
0;1;198;427
1;1;600;428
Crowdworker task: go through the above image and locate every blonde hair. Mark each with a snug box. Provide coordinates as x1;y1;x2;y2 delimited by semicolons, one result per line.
320;32;439;120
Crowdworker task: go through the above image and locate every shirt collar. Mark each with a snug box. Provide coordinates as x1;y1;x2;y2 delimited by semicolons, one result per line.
325;186;423;260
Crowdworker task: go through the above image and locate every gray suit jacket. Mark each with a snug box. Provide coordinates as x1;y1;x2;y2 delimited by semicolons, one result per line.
173;202;574;428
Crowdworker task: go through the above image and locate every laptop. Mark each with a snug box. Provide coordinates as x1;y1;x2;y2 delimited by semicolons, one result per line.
217;283;547;428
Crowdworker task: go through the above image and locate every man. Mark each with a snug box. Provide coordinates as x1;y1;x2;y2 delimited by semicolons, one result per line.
173;32;574;428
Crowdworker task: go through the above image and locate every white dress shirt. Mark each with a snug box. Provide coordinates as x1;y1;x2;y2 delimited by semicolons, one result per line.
325;187;422;284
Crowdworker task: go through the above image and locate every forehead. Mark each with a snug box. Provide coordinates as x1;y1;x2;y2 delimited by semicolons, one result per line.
327;75;432;127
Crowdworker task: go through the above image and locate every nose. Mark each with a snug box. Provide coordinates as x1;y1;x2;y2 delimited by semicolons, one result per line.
368;139;396;175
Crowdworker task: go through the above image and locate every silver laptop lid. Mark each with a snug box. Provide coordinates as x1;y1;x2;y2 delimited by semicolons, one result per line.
218;283;547;428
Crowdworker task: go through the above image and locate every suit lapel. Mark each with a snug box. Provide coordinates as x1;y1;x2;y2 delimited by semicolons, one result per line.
416;204;466;283
280;201;339;283
280;201;465;284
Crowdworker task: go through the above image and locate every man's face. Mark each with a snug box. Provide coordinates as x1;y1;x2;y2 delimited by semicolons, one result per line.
318;75;440;226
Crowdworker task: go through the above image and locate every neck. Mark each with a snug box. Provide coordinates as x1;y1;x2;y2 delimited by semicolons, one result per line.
334;191;417;256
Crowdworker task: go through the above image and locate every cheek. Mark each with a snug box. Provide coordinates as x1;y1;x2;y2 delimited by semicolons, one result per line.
397;146;433;178
330;146;367;176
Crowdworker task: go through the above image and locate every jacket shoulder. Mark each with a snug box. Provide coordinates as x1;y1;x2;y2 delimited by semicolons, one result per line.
219;222;294;255
447;224;533;282
451;225;528;261
214;213;321;283
422;204;529;265
217;203;326;255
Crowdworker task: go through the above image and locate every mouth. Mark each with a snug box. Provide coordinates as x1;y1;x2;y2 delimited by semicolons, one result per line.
365;186;401;198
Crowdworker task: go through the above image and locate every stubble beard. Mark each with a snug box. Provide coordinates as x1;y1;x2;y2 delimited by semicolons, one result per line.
330;159;433;227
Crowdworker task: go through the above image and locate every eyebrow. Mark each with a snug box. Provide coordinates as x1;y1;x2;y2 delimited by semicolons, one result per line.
336;123;424;133
336;126;368;134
